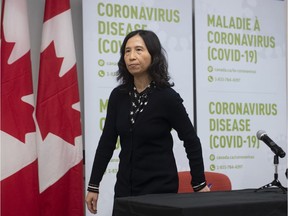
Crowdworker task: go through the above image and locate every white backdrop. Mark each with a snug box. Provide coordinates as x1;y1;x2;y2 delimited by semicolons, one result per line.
83;0;287;216
194;0;287;189
83;1;194;215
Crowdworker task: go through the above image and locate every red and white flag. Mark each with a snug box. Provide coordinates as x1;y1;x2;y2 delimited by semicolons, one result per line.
36;0;84;215
1;0;40;215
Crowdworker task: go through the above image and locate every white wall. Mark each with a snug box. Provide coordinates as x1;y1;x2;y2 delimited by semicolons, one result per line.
286;1;288;145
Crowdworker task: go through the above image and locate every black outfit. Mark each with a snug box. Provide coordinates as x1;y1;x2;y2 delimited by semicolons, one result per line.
88;84;206;198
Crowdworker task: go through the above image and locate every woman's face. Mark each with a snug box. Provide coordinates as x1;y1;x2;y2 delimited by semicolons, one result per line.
124;34;152;78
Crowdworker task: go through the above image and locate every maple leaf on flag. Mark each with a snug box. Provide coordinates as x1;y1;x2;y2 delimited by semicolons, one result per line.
1;36;35;143
1;1;40;215
36;2;84;215
36;41;81;145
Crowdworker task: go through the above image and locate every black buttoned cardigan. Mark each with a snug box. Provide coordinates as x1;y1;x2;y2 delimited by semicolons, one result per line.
88;84;206;197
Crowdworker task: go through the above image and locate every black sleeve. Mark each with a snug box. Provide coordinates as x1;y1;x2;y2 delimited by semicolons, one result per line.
166;89;206;188
88;88;119;191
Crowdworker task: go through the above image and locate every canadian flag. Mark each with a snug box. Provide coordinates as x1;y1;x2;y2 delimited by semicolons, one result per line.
1;0;40;216
36;0;84;216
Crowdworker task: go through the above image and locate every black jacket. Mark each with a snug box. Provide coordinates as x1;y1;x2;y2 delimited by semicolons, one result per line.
89;85;205;197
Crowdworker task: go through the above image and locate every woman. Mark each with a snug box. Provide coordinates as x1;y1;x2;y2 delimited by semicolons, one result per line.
86;29;210;215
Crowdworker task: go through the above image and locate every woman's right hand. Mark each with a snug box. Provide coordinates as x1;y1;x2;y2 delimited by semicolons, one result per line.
86;192;99;214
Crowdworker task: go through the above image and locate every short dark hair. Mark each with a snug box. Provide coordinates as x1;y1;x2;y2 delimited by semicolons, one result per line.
117;30;174;89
